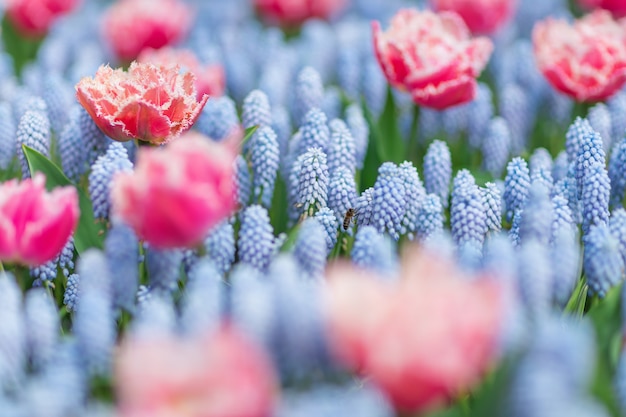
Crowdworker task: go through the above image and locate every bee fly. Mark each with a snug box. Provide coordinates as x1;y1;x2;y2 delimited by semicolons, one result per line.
342;208;358;230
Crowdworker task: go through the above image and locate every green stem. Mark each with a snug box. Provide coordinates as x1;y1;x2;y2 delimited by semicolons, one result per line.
407;105;420;163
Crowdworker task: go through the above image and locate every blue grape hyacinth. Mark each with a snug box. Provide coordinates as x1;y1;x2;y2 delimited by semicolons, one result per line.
238;205;275;272
584;224;624;297
581;163;610;236
88;143;133;219
423;140;451;208
504;157;531;222
296;147;329;218
482;116;512;178
371;162;406;240
16;109;50;179
249;126;280;208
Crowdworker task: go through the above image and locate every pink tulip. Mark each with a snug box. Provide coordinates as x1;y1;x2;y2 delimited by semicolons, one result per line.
5;0;79;38
75;62;208;145
429;0;516;34
138;48;225;101
102;0;191;62
579;0;626;18
0;174;79;267
533;10;626;102
325;246;503;413
254;0;348;26
373;9;493;110
110;132;237;249
116;326;277;417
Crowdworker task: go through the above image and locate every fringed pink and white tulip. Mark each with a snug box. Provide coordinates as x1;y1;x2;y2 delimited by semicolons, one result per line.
429;0;516;34
116;326;277;417
533;10;626;102
102;0;191;62
373;9;493;110
110;132;237;249
5;0;79;38
254;0;347;27
138;47;225;100
325;246;503;413
0;174;79;267
75;62;208;145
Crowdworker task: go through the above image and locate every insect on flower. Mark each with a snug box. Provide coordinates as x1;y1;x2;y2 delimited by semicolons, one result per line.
343;207;359;230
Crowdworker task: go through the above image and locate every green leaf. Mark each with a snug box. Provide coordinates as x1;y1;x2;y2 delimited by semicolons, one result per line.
22;145;105;253
376;88;406;163
241;125;260;147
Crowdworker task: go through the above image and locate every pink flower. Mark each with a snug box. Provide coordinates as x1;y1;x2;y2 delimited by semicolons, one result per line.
75;62;208;145
373;9;493;110
533;10;626;102
138;48;225;100
110;132;237;249
5;0;79;38
254;0;348;26
429;0;516;34
116;326;277;417
325;246;503;413
579;0;626;18
102;0;191;62
0;174;79;267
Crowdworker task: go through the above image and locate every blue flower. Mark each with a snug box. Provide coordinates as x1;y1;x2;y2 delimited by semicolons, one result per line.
520;182;553;246
58;107;86;182
294;66;324;125
249;126;280;208
0;273;26;388
398;161;425;239
576;127;606;200
504;157;531;222
418;108;441;143
296;147;329;218
482;182;502;234
146;248;182;293
581;163;610;235
322;87;342;121
63;274;80;313
327;119;356;176
416;194;444;242
204;221;236;276
242;89;272;130
79;108;109;167
105;222;139;312
371;162;406;240
609;137;626;208
299;108;330;155
24;289;58;369
609;91;626;142
337;48;360;101
509;209;523;248
224;51;255;103
482;116;512;178
180;260;224;336
362;58;386;117
584;223;623;297
235;155;251;207
610;208;626;266
0;102;14;170
468;82;494;149
11;92;46;124
356;187;375;228
423;140;451;208
442;103;469;141
238;205;275;272
315;207;338;253
588;103;613;152
517;240;552;319
41;74;72;136
546;89;574;127
530;148;553;176
294;218;327;278
499;83;531;154
551;194;576;243
551;228;580;308
88;143;133;219
328;166;358;222
566;117;593;164
345;104;369;169
351;226;398;277
196;96;240;141
552;151;569;183
451;170;487;246
16;109;50;178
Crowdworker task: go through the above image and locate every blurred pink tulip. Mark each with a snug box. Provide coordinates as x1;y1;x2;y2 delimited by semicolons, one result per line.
373;9;493;110
5;0;79;38
75;62;208;145
429;0;516;34
103;0;191;62
579;0;626;18
533;10;626;102
138;48;225;100
116;326;277;417
110;131;237;249
0;173;79;266
325;246;503;413
254;0;347;26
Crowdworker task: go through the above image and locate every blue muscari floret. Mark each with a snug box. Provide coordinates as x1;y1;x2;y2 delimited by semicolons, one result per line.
24;289;58;368
609;91;626;141
609;137;626;208
362;58;387;117
294;66;324;125
566;117;594;164
547;88;574;127
235;155;251;207
299;108;330;154
0;273;26;388
16;109;50;178
351;226;398;277
555;170;582;224
79;108;109;167
371;162;406;240
132;293;177;336
588;103;613;151
500;83;531;154
577;129;606;201
356;187;375;227
482;182;502;234
238;205;275;272
483;233;517;281
530;148;553;174
250;126;280;208
146;248;182;293
58;107;85;182
296;147;329;217
242;89;272;130
418;107;441;142
423;140;451;208
41;74;71;135
551;194;576;242
468;82;494;149
105;222;139;312
442;103;469;141
196;96;239;141
314;207;338;253
30;258;57;282
0;102;14;170
457;240;483;273
451;169;487;246
398;161;425;239
328;166;358;222
204;221;235;276
11;93;46;124
327;119;356;176
259;55;293;108
88;143;133;219
610;208;626;266
551;228;580;308
322;87;341;121
517;239;552;319
509;209;523;247
552;151;569;183
224;51;254;103
337;48;360;101
345;103;369;169
294;218;327;278
582;163;610;235
504;157;531;222
416;194;444;242
180;260;224;336
520;182;553;246
63;274;79;313
584;223;624;297
482;116;512;178
272;106;291;158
